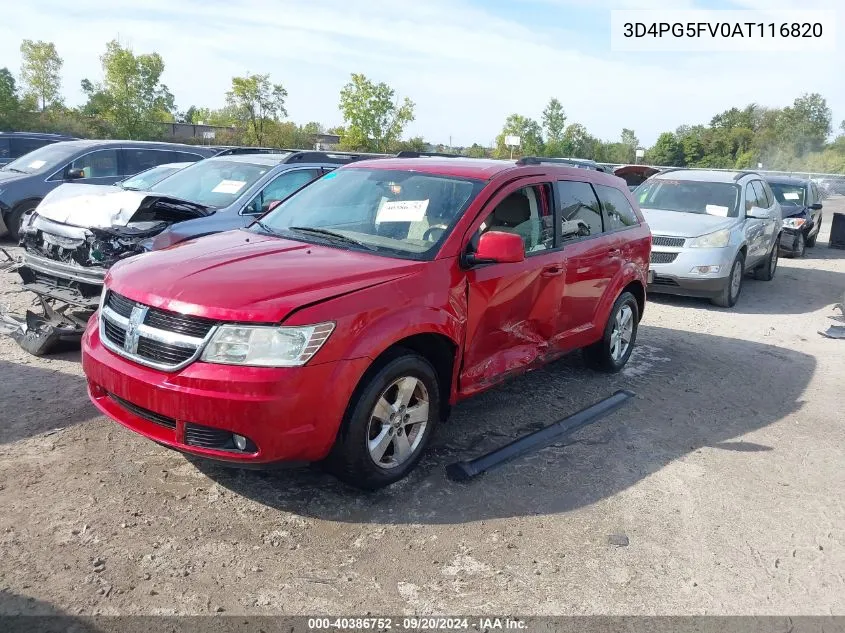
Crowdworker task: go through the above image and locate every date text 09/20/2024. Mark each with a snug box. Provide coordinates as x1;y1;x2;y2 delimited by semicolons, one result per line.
307;617;528;630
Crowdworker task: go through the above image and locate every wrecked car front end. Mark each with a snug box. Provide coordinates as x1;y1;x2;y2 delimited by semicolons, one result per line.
1;189;212;355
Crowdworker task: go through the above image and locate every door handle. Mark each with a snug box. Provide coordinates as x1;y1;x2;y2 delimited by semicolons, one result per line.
541;265;564;277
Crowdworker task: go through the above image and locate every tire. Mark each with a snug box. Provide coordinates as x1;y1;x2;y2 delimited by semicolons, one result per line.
6;201;38;241
583;291;639;373
806;216;821;247
323;350;440;490
754;240;778;281
788;232;806;258
711;252;745;308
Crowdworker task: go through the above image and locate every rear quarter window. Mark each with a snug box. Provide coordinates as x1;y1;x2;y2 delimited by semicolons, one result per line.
594;184;639;231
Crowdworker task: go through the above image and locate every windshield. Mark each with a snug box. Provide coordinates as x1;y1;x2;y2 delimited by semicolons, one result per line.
636;179;741;218
769;182;806;207
121;163;189;191
256;168;485;259
148;158;272;208
1;143;78;175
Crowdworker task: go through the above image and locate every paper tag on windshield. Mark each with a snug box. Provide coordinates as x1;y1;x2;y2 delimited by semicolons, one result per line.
783;192;800;200
28;160;46;169
705;204;729;217
377;199;429;222
212;179;247;194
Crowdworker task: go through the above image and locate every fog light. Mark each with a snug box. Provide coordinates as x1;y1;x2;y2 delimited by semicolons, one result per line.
690;265;720;274
233;434;247;451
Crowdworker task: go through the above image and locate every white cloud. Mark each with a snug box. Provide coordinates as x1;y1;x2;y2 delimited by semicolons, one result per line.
1;0;842;147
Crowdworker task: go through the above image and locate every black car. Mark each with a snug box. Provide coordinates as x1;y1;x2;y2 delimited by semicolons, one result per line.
0;131;78;167
766;176;824;257
0;140;220;239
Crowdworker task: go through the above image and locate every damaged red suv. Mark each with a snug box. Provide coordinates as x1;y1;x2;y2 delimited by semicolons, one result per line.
82;156;651;489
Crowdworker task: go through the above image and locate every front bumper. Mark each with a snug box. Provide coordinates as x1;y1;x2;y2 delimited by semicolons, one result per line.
23;251;107;286
647;245;735;298
779;227;806;253
82;318;371;464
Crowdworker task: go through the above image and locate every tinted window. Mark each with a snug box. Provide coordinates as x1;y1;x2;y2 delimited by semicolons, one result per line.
122;149;173;175
475;184;554;255
556;180;603;242
637;180;740;218
751;180;770;208
243;169;322;215
0;139;9;160
10;137;50;158
595;184;638;231
70;149;119;179
171;151;205;163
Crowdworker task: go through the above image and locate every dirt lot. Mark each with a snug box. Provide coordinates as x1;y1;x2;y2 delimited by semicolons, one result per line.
1;200;844;617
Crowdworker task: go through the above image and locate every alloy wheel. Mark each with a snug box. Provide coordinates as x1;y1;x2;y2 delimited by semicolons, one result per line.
366;376;430;469
610;304;634;363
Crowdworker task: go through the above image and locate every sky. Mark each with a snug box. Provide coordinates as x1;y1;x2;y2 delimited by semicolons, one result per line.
0;0;843;147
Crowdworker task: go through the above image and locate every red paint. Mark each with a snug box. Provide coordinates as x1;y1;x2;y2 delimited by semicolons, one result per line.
82;158;651;464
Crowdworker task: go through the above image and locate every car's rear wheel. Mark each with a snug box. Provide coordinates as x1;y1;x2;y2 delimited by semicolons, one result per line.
324;350;440;490
754;240;778;281
583;291;639;373
7;201;38;241
711;252;745;307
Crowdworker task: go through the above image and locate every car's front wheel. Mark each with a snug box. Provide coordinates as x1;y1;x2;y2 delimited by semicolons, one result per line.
324;350;440;490
711;252;745;307
6;200;39;241
583;291;639;373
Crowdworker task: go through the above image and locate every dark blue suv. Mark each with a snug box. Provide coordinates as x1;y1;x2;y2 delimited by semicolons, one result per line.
0;139;220;238
0;132;78;167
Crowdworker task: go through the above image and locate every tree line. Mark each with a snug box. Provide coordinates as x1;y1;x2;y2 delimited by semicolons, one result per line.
2;38;844;173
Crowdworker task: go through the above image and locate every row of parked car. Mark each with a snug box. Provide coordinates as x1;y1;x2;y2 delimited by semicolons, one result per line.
0;138;831;488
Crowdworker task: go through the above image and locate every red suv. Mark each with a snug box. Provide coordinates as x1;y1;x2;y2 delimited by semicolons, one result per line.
82;157;651;489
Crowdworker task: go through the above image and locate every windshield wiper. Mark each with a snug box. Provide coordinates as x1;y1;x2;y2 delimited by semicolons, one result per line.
2;167;27;174
288;226;376;250
254;220;285;237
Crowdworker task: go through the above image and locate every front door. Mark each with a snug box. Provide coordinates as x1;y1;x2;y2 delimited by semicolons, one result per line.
743;181;768;265
459;180;565;397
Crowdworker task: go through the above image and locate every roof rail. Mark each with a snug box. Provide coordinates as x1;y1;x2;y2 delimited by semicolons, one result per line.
282;151;385;164
395;151;464;158
732;170;761;181
516;156;606;172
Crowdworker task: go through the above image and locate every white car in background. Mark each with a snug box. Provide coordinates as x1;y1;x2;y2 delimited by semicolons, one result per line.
636;169;783;308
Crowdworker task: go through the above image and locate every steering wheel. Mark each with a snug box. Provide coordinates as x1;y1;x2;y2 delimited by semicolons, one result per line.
423;225;449;242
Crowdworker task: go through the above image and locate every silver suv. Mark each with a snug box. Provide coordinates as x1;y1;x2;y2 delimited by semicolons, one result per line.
635;169;783;307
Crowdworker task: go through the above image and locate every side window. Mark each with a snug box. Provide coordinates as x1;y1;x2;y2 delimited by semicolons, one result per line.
475;184;554;255
0;139;9;160
555;180;603;243
745;182;764;211
69;149;119;179
122;149;172;175
243;169;322;215
752;181;770;208
10;137;48;158
595;184;639;231
171;151;205;163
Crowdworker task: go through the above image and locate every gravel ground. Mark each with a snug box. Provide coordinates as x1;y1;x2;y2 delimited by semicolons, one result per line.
1;199;844;617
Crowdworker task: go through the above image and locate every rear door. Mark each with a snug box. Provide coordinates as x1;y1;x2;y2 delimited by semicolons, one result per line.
743;181;768;264
752;180;778;258
460;179;564;395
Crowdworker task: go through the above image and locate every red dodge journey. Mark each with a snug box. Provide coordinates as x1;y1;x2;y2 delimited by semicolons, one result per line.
82;156;652;488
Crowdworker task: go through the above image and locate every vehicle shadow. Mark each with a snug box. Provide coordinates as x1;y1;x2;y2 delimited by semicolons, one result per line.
0;351;98;446
193;324;814;524
649;243;845;316
0;589;102;632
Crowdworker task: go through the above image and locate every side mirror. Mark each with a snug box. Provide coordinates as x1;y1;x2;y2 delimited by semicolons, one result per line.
66;168;86;180
465;231;525;267
810;202;823;210
746;206;770;219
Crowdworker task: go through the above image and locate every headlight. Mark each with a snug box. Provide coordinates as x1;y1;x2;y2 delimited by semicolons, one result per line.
783;217;806;229
688;228;731;248
201;322;335;367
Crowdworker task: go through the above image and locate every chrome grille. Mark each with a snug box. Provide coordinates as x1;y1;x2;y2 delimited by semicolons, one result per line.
652;236;685;248
650;252;678;264
100;291;218;371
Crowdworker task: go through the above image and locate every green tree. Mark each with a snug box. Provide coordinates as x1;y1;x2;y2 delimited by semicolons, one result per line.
226;73;288;145
646;132;683;166
465;143;488;158
0;68;23;129
81;40;175;139
495;114;544;158
561;123;590;157
619;128;639;163
19;40;63;111
338;73;415;152
542;98;566;142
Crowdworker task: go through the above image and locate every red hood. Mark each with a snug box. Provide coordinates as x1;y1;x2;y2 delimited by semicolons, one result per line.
106;230;424;322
